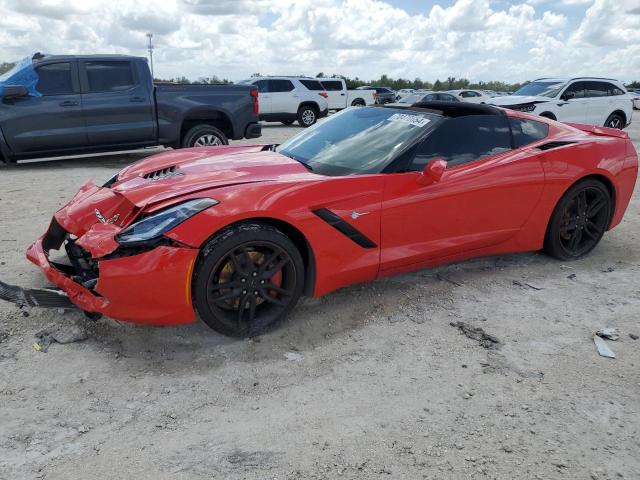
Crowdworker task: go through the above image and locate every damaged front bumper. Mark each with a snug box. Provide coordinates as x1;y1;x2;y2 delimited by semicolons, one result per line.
0;181;201;325
18;218;200;325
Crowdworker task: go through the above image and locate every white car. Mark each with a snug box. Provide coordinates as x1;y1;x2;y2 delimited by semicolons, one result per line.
446;89;490;103
488;78;633;129
238;76;329;127
317;78;377;110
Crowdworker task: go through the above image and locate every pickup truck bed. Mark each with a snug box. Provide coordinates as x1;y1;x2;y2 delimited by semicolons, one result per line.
0;54;261;163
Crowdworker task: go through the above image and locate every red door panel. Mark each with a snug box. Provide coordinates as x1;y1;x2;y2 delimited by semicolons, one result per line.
380;149;545;271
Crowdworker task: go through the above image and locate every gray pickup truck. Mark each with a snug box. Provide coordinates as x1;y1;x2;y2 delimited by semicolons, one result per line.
0;54;261;163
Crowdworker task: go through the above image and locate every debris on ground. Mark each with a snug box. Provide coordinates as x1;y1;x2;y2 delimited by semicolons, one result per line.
629;333;639;340
285;351;304;362
593;335;615;359
595;328;619;341
34;323;88;352
450;321;501;350
512;280;543;290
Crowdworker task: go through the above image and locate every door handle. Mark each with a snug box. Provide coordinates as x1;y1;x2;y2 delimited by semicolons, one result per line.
59;100;78;107
129;96;145;103
340;93;345;96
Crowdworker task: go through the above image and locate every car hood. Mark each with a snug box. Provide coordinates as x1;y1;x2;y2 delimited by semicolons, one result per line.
488;95;550;106
52;145;314;257
112;145;311;207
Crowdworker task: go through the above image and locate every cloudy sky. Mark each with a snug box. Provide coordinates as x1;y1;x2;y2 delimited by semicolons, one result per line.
0;0;638;83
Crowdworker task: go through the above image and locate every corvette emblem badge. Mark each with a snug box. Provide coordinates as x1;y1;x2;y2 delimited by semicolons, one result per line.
95;209;120;225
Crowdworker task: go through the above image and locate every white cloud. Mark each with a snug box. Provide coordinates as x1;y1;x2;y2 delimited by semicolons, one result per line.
0;0;637;83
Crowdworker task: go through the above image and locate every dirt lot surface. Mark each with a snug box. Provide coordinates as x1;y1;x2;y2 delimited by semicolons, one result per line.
1;119;639;480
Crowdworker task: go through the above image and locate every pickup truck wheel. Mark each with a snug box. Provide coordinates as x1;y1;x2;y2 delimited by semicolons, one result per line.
297;106;317;128
182;125;228;148
351;99;365;107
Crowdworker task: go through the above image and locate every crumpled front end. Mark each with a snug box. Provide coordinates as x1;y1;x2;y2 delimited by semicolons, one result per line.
25;182;199;326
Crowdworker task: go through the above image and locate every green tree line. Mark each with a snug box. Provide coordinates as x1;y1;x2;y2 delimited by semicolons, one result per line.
314;73;524;92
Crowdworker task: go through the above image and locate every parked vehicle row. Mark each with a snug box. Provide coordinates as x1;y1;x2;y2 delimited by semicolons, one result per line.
0;54;261;163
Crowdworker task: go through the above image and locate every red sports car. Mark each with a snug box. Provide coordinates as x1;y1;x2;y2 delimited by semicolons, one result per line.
1;102;637;337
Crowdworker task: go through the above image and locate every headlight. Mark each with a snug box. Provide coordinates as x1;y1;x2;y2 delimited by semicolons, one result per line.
512;103;536;113
116;198;218;246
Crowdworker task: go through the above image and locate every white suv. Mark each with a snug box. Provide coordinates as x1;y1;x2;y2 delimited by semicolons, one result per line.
238;76;329;127
488;78;633;129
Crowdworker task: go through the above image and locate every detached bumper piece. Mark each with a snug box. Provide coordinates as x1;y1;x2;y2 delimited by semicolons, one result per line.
0;279;76;309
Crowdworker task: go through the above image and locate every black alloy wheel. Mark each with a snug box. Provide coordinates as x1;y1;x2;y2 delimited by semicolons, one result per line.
604;113;624;130
544;179;611;260
193;223;304;337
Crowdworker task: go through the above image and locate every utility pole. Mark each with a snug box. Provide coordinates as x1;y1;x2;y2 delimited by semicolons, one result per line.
146;32;154;79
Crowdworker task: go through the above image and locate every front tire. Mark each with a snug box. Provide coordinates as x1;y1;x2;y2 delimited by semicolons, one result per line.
182;125;228;148
544;179;612;260
193;223;305;337
604;113;624;130
297;106;318;127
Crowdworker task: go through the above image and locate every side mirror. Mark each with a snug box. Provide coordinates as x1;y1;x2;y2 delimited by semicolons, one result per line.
2;85;28;99
561;91;575;101
417;158;447;186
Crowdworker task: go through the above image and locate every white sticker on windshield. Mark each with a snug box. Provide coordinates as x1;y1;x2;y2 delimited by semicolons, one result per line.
388;113;431;127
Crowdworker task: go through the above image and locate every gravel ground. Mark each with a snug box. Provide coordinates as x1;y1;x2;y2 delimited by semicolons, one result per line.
1;119;639;480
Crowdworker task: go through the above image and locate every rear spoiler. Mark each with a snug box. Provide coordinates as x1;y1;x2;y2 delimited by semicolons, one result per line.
565;123;629;139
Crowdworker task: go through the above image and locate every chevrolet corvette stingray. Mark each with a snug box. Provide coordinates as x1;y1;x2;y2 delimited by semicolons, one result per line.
1;102;637;337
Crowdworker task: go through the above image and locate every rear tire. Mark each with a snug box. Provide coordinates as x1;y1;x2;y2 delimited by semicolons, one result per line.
351;99;365;107
193;222;305;337
297;105;318;128
182;125;228;148
604;113;624;130
544;179;612;260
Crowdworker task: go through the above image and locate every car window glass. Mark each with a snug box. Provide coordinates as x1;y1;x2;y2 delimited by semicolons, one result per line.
321;81;343;91
278;107;440;176
270;79;295;92
85;61;135;92
604;83;624;96
36;62;74;95
509;117;549;148
584;81;608;98
299;79;324;91
564;82;585;99
410;115;511;170
253;80;269;93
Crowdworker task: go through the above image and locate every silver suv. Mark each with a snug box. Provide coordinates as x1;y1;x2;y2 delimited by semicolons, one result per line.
238;76;329;127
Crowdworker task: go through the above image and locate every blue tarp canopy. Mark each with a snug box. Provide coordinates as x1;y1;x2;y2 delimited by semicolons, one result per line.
0;55;42;97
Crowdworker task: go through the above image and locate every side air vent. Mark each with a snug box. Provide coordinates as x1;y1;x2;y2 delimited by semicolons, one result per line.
142;166;184;180
536;141;576;151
